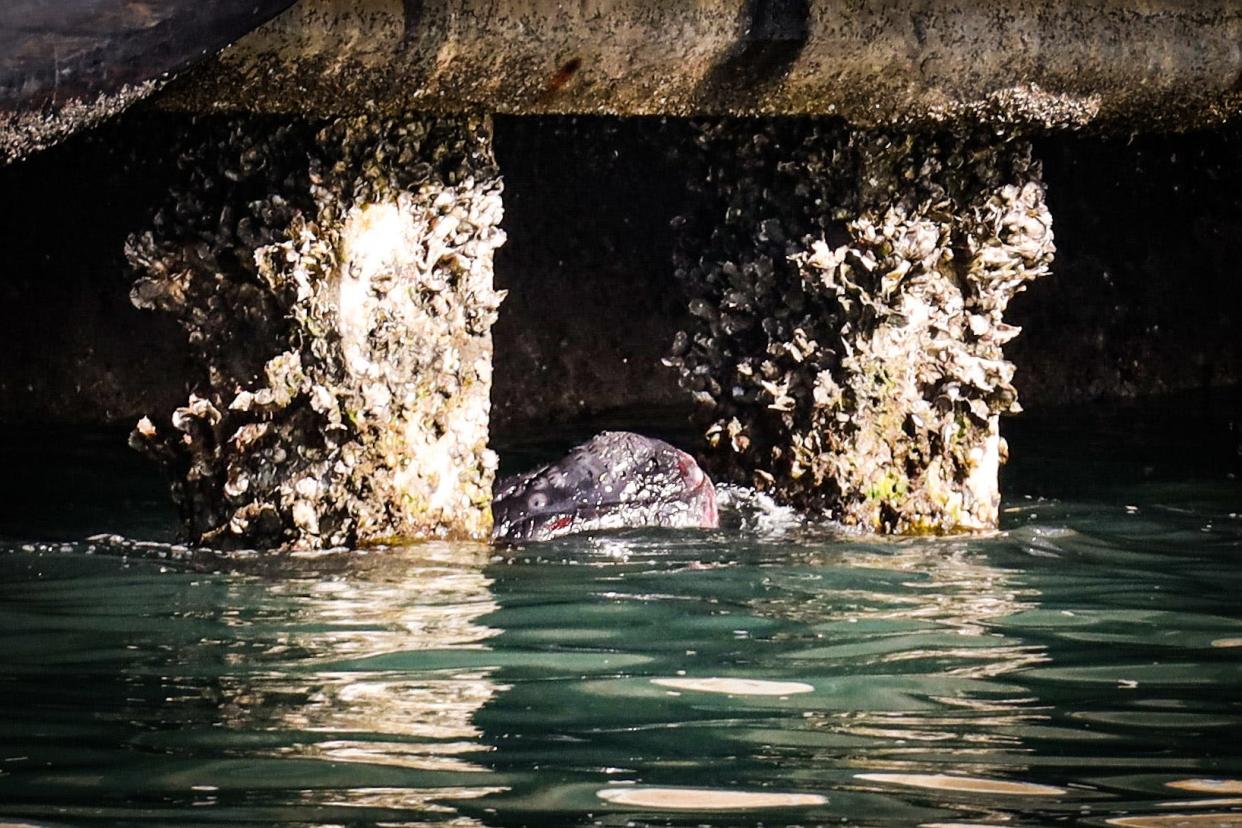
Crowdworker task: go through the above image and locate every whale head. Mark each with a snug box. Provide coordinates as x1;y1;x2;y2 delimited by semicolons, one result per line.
492;431;719;543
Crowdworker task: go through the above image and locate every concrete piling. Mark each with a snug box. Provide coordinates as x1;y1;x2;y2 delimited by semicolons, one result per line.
126;113;504;548
670;121;1053;531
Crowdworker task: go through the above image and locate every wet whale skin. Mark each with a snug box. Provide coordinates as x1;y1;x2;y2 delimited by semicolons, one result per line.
492;431;719;543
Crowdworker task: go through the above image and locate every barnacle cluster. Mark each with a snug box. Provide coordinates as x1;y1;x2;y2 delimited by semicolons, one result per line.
126;113;505;548
669;121;1054;532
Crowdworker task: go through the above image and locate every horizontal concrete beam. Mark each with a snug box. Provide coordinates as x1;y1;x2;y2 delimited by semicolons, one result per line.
163;0;1242;130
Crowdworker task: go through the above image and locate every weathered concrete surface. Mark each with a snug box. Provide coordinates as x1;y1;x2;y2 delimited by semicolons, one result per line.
164;0;1242;130
0;0;293;163
124;113;505;549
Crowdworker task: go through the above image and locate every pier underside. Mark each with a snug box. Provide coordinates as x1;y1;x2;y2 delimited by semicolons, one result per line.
0;2;1240;545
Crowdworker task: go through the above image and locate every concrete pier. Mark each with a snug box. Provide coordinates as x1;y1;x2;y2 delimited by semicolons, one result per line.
2;0;1239;544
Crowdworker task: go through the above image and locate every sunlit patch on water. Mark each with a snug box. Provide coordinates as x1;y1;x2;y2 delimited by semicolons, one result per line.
855;773;1067;796
1107;815;1242;827
1167;779;1242;794
650;676;815;695
596;786;828;809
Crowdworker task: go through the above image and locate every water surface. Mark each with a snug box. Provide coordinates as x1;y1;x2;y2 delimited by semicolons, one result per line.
1;404;1240;827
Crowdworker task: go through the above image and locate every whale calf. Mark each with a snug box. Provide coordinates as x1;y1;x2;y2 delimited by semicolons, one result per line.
492;431;719;543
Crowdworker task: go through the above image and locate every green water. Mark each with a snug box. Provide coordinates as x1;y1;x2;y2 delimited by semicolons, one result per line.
1;404;1241;827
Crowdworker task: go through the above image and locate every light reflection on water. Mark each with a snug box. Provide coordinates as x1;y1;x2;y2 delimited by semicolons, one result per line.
223;546;507;808
0;442;1241;825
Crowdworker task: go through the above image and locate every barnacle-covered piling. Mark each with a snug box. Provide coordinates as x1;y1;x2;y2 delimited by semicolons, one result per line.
125;113;505;549
669;121;1054;532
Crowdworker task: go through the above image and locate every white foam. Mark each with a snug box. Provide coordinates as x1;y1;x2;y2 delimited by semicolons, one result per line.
715;484;806;535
